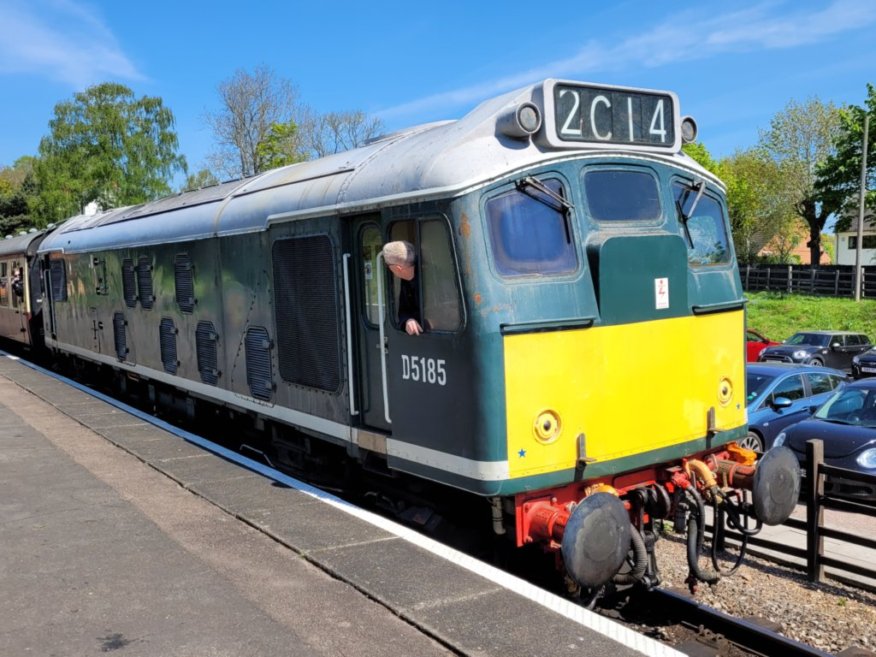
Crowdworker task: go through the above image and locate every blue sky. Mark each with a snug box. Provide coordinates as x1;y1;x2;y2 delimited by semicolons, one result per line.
1;0;875;176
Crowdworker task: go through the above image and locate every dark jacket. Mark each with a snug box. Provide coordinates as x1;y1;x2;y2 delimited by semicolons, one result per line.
397;276;420;327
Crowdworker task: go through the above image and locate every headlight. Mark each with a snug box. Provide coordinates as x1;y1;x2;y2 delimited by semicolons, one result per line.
758;348;767;359
853;355;861;364
774;432;787;448
857;448;876;469
793;350;808;359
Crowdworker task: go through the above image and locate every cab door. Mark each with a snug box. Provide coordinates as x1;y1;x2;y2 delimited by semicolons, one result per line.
352;218;391;432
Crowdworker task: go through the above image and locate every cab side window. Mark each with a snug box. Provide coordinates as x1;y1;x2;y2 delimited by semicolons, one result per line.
770;375;805;403
389;218;462;333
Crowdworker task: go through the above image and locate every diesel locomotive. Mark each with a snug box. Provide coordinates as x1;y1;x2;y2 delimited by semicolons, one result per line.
2;79;801;594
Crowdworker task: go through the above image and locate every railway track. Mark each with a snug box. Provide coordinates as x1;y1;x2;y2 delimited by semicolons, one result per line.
639;588;836;657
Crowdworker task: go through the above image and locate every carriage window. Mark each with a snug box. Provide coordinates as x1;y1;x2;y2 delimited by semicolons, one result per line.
673;183;730;266
0;262;7;307
583;170;661;221
485;180;577;276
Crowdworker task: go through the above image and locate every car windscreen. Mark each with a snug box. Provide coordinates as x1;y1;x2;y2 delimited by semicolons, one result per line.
746;371;776;405
814;387;876;426
786;333;829;347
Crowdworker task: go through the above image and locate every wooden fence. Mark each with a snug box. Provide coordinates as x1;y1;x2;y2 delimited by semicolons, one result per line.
708;439;876;590
741;264;876;298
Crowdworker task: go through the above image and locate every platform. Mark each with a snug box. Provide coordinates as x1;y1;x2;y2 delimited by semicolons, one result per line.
0;353;681;657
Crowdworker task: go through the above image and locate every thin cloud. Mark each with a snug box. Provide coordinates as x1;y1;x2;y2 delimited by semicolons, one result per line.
0;0;145;88
377;0;876;123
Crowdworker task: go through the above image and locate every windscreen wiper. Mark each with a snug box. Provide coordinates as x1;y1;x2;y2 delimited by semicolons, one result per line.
676;179;706;248
516;176;574;214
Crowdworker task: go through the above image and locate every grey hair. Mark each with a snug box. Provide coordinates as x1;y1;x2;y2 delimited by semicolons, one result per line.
381;240;415;267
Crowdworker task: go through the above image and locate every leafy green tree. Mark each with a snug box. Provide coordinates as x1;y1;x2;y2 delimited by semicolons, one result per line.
0;156;37;236
816;84;876;232
181;168;220;192
255;121;306;170
759;97;843;265
31;83;186;224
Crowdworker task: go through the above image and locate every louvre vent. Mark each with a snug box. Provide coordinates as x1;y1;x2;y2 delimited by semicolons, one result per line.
49;259;67;302
196;320;220;385
137;255;154;309
272;236;340;391
174;254;195;313
113;312;128;361
122;258;136;308
159;317;178;374
245;326;274;401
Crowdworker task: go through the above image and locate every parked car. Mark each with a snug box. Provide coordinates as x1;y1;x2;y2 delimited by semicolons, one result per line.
743;363;847;452
851;348;876;379
774;378;876;502
758;331;872;370
746;329;781;362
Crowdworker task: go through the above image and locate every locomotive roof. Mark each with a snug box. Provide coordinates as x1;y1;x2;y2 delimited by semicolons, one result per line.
40;79;721;254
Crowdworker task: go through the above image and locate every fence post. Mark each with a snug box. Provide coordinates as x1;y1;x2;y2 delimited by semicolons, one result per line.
806;439;825;583
809;268;815;294
835;269;840;296
787;265;793;293
766;267;771;291
745;264;750;290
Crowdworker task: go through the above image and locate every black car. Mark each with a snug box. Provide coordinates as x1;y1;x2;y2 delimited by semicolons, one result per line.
852;348;876;379
774;378;876;502
758;331;872;370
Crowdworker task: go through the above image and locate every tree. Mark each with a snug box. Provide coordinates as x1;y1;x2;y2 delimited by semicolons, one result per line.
721;149;799;264
30;83;186;224
0;156;37;236
255;121;306;170
683;142;797;264
816;84;876;232
759;97;843;265
205;66;303;179
302;110;384;158
181;168;220;192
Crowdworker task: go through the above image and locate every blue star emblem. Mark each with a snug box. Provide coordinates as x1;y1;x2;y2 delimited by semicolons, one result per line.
518;448;526;458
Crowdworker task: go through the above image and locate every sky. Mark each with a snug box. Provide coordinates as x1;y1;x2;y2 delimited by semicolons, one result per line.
1;0;875;178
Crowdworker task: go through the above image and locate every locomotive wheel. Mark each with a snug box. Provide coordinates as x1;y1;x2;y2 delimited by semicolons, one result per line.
561;493;631;589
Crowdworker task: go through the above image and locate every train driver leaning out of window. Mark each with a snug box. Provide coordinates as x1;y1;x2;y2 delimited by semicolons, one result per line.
382;240;423;336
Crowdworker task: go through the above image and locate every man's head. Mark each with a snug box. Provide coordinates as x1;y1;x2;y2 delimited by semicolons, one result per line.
382;240;416;281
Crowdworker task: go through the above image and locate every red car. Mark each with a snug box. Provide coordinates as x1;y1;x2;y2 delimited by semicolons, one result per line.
746;329;780;362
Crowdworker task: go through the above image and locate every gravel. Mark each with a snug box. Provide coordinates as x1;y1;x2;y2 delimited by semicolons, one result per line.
652;531;876;654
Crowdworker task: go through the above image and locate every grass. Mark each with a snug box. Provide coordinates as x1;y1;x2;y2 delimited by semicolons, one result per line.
746;291;876;342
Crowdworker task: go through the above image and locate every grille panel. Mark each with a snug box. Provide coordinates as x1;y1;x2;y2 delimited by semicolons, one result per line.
272;236;340;391
245;326;274;401
159;317;178;374
196;320;219;385
113;312;128;361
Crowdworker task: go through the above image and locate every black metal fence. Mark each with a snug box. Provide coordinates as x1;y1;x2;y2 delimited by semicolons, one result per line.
741;264;876;298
